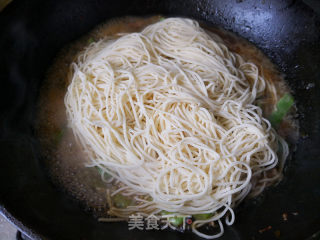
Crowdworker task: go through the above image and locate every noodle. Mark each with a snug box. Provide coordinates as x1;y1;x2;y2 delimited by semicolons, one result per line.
64;18;288;239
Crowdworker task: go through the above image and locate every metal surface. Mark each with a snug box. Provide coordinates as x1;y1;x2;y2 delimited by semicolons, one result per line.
0;0;319;239
0;214;16;240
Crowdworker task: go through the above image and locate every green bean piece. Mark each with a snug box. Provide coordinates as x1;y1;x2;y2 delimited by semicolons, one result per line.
193;213;213;220
95;166;103;175
94;166;111;180
54;129;64;145
269;93;294;128
169;216;184;226
88;37;95;44
112;194;132;209
160;211;184;227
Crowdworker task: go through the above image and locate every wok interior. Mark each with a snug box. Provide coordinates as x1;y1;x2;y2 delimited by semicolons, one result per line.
0;0;319;239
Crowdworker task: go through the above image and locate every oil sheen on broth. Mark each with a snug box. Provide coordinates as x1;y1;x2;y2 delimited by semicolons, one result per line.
36;16;298;218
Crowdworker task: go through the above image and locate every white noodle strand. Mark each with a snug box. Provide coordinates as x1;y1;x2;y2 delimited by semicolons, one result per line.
65;18;288;239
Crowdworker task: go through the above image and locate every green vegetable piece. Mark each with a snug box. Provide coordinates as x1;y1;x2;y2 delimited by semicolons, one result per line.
88;37;95;44
169;216;183;226
95;166;111;179
269;93;294;128
159;17;165;21
160;210;172;215
193;213;213;220
160;211;183;227
112;194;132;209
95;166;103;175
54;129;64;145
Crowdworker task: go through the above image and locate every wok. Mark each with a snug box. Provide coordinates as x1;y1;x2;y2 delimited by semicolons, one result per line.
0;0;319;239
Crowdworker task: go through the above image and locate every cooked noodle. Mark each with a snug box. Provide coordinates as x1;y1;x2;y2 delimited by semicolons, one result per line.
64;18;288;239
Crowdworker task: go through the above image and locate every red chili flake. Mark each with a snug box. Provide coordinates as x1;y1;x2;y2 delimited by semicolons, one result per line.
186;218;192;225
259;225;272;233
282;213;288;221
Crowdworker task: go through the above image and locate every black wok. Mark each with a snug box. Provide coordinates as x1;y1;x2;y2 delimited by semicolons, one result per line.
0;0;319;239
